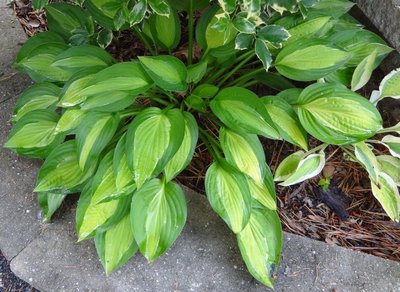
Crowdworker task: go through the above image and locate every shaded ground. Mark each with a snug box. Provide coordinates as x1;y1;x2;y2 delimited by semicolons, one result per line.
0;250;39;292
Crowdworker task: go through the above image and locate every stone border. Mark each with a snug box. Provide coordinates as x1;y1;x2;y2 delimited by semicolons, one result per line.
1;2;400;291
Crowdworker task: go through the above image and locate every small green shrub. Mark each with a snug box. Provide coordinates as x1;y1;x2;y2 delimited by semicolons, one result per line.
6;0;400;286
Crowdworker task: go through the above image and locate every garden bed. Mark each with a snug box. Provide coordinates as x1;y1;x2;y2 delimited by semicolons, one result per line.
10;0;400;264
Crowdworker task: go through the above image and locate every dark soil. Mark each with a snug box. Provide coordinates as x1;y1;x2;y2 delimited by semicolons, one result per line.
0;250;39;292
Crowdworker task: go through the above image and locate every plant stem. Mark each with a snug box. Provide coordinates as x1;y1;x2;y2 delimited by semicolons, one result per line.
225;67;265;87
188;0;194;65
199;128;223;160
239;80;259;88
305;143;328;155
132;26;156;56
217;50;255;87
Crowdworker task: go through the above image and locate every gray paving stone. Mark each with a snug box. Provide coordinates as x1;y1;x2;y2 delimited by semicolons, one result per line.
9;187;400;292
0;2;41;260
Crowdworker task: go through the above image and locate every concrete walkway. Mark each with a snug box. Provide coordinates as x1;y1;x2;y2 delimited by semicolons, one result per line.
1;2;400;291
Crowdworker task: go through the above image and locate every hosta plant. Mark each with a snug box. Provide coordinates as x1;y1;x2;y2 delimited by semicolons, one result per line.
6;0;400;287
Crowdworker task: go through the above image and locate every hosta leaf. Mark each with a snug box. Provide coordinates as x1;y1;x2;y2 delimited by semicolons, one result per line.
131;178;187;261
205;9;237;49
377;156;400;186
280;151;325;186
276;39;350;81
148;0;170;16
378;69;400;100
149;9;181;51
58;72;95;107
262;96;308;150
114;134;135;191
306;0;354;19
164;112;199;181
37;192;67;223
35;140;96;193
95;214;138;275
84;0;124;30
371;172;400;222
126;108;185;188
297;83;382;145
76;112;119;170
79;62;153;97
210;87;280;139
12;82;60;122
274;150;304;182
45;3;90;40
205;160;252;233
138;56;187;91
354;142;380;182
351;50;378;92
381;135;400;159
187;62;208;84
52;45;114;73
220;128;266;185
285;16;331;45
247;177;276;210
5;110;63;158
55;108;86;134
254;72;296;92
237;206;282;288
77;153;132;240
80;91;135;113
378;122;400;135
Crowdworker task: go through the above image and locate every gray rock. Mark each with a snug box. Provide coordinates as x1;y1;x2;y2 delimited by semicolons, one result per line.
354;0;400;52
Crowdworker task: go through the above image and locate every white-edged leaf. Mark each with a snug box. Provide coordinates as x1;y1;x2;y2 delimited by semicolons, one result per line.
379;68;400;100
371;172;400;222
237;206;282;288
274;150;305;182
351;50;377;91
280;151;326;186
378;122;400;135
131;178;187;261
354;141;380;182
377;155;400;186
55;108;86;134
381;135;400;158
205;160;252;233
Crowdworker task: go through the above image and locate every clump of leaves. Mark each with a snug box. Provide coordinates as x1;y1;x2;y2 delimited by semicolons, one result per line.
6;0;400;287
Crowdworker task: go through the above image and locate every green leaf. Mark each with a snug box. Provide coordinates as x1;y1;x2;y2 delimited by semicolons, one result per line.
131;178;187;261
297;83;383;145
274;150;304;182
354;142;380;183
258;25;290;44
129;0;147;25
84;0;124;30
52;45;114;73
192;84;219;98
371;172;400;222
351;50;378;91
187;62;207;84
12;82;60;122
114;134;135;192
255;39;273;71
149;9;181;51
148;0;170;16
262;96;308;150
378;69;400;101
210;87;280;139
377;156;400;187
247;177;277;210
205;10;237;49
138;56;187;91
95;213;138;275
381;135;400;159
220;128;266;185
45;3;91;41
233;13;256;34
235;33;254;50
55;108;86;134
378;122;400;135
286;16;331;45
76;112;119;170
254;72;295;91
306;0;354;19
205;160;252;233
31;0;47;10
34;140;96;193
164;113;199;181
237;206;282;288
97;28;114;48
80;91;135;113
267;0;297;14
37;192;67;223
276;39;350;81
126;108;185;188
5;110;63;158
279;151;326;186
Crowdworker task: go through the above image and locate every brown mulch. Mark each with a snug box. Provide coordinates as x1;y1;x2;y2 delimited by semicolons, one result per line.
12;2;400;263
